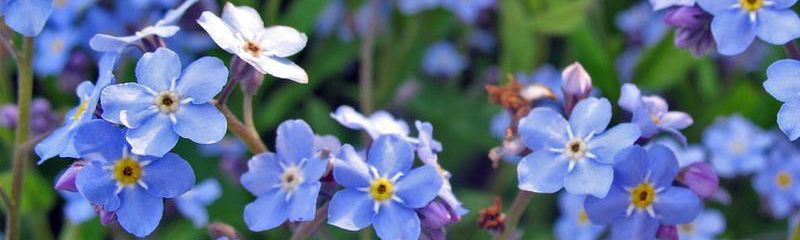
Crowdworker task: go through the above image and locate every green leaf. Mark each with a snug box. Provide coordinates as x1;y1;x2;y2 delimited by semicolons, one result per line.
280;0;330;33
500;0;536;73
0;169;56;215
568;22;620;101
529;0;594;35
632;34;696;91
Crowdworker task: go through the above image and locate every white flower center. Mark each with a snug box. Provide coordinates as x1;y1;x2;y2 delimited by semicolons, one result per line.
564;138;588;161
154;91;180;113
280;166;304;192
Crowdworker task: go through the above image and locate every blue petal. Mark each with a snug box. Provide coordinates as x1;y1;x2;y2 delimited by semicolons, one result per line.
769;193;794;218
585;186;629;225
276;119;315;164
62;191;95;224
697;0;739;15
611;146;649;188
75;163;120;211
772;0;799;8
518;107;569;150
588;123;641;164
175;56;228;104
176;199;208;227
711;10;756;55
752;169;773;194
100;83;157;128
73;119;126;163
241;153;282;196
374;201;421;240
187;179;222;205
89;34;140;53
173;103;226;144
289;182;321;222
116;187;163;237
368;135;414;177
569;97;612;138
126;113;178;157
517;150;569;193
609;212;659;240
34;125;72;163
756;9;800;45
5;0;53;36
618;83;642;113
394;165;442;208
141;153;195;198
647;144;680;189
327;188;375;231
333;145;372;188
565;160;613;198
654;187;701;225
302;156;329;183
631;107;659;138
244;189;288;231
765;59;800;102
778;100;800;141
76;81;94;98
135;48;181;92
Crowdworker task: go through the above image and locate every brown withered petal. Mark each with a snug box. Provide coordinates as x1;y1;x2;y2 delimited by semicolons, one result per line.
478;197;506;233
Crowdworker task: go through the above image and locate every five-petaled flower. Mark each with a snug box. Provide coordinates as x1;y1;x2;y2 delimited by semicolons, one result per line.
517;97;641;197
585;145;702;240
619;83;694;145
240;120;330;231
764;59;800;141
197;2;309;83
175;179;222;228
73;120;195;237
697;0;800;55
702;114;770;178
100;47;228;157
554;192;606;240
328;135;443;240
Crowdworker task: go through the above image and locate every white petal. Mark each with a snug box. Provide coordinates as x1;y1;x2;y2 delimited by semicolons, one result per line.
221;2;264;40
258;26;308;58
197;11;242;54
245;56;308;84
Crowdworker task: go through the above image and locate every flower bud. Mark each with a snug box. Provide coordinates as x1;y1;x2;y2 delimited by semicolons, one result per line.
59;51;91;92
561;62;592;114
0;104;18;128
208;222;242;240
93;204;117;225
678;162;719;199
55;161;87;192
656;225;678;240
231;56;264;96
664;6;715;56
419;200;458;230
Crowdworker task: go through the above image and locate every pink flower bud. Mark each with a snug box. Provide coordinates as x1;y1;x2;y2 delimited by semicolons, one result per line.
679;162;719;199
55;161;87;192
561;62;593;115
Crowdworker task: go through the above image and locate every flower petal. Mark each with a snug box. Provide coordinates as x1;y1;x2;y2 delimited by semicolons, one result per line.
711;10;756;55
368;135;414;178
618;83;642;112
175;199;208;227
276;119;315;164
569;97;612;138
89;34;142;53
141;153;195;198
697;0;739;15
374;201;421;240
35;125;73;163
654;187;701;225
75;163;120;211
135;48;181;92
302;156;329;183
612;145;648;188
246;55;308;84
772;0;799;8
258;26;307;58
197;11;241;53
100;83;157;128
126;113;178;157
659;112;693;130
565;160;613;198
333;145;372;188
647;144;680;189
221;2;264;40
289;182;321;222
176;56;228;104
588;123;641;165
327;188;375;231
610;212;659;240
116;187;163;237
584;186;629;225
778;100;800;141
517;151;569;193
173;103;226;144
394;165;442;209
765;59;800;103
244;189;288;231
756;9;800;45
73;119;126;163
241;153;282;196
5;0;53;37
518;107;569;150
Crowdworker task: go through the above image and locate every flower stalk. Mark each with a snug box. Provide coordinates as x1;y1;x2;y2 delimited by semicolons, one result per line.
7;36;34;240
495;190;534;240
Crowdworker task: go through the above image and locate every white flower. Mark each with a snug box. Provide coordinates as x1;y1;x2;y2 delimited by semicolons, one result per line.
197;2;309;84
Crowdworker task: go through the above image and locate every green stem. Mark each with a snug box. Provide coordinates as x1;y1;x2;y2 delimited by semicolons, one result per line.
359;0;378;116
791;214;800;240
496;190;534;240
30;212;54;240
6;37;33;240
265;0;283;25
57;223;80;240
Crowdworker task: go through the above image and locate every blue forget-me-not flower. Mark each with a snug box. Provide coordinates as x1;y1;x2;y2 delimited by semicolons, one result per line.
697;0;800;55
702;114;770;178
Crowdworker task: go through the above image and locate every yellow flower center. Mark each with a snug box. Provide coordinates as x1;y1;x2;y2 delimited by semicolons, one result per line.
72;99;89;121
680;223;694;234
777;171;792;189
51;38;65;54
650;113;661;125
113;157;143;186
730;140;746;154
630;182;656;209
741;0;764;12
577;209;590;224
370;178;394;202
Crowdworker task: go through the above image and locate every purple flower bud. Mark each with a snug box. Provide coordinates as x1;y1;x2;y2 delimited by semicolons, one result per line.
59;51;91;92
55;161;87;192
656;225;678;240
679;162;719;199
0;104;18;128
31;98;58;136
664;6;715;56
561;62;592;115
231;56;264;96
93;204;117;225
419;200;458;229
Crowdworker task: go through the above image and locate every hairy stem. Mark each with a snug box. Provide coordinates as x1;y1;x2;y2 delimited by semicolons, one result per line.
496;190;534;240
290;202;330;240
7;37;33;240
243;94;258;136
359;0;378;116
216;103;268;154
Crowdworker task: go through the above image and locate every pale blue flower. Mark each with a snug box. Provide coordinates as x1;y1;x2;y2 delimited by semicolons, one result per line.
763;59;800;141
441;0;494;24
650;0;696;10
100;48;228;157
3;0;54;36
618;83;693;145
677;209;726;240
89;0;199;53
34;27;80;76
331;105;411;141
176;179;221;228
651;138;705;167
697;0;800;55
422;41;467;78
702;114;770;178
398;0;442;15
554;193;605;240
753;138;800;218
415;121;466;216
59;190;95;224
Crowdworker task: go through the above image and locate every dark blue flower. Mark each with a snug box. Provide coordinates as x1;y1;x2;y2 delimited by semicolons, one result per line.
73;120;195;237
100;48;228;157
241;120;329;231
585;145;702;240
328;135;442;240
